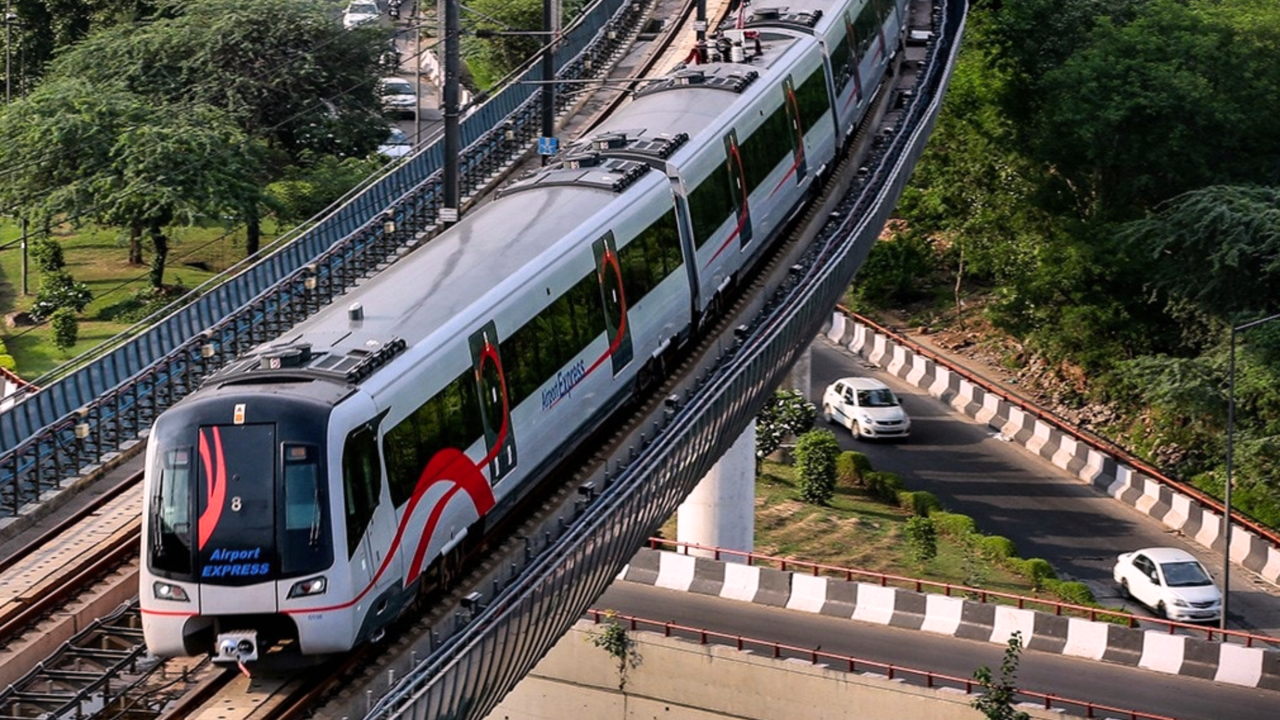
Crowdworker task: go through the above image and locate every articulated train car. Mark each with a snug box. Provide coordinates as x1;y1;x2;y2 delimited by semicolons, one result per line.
140;0;909;663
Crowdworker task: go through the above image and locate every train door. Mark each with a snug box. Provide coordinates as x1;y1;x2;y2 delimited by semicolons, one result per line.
782;75;809;184
723;130;753;248
669;189;702;316
340;420;399;609
195;423;278;610
469;321;517;483
592;231;634;374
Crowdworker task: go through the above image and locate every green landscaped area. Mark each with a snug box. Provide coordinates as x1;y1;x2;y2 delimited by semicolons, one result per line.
662;459;1097;606
0;220;261;381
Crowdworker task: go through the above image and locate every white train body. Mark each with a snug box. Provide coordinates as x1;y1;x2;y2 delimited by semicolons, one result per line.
140;0;908;662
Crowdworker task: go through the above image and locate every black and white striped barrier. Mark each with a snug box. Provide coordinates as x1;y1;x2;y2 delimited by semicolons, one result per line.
620;548;1280;689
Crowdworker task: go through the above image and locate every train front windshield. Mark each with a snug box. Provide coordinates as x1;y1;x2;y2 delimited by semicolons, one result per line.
149;423;333;582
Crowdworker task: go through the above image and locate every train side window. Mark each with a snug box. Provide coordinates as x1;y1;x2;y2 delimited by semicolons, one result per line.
795;66;832;131
499;270;606;409
829;29;854;95
283;443;333;573
383;370;485;507
150;447;194;574
853;0;881;58
618;208;683;303
342;429;380;558
687;162;736;248
737;106;792;194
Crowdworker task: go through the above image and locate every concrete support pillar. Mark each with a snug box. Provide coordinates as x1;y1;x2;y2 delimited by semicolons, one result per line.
786;345;811;397
678;420;755;563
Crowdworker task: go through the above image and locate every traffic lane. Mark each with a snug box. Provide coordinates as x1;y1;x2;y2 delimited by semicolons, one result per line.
808;337;1280;636
598;581;1280;720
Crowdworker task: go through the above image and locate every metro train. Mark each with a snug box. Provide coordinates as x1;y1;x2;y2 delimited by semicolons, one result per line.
140;0;910;663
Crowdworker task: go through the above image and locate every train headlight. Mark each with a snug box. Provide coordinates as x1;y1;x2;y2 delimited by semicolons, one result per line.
287;576;328;598
153;581;190;602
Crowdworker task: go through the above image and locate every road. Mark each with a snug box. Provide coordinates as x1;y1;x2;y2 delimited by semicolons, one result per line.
805;333;1280;637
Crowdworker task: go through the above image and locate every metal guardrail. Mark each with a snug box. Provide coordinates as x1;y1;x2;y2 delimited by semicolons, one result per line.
0;0;647;514
364;2;969;718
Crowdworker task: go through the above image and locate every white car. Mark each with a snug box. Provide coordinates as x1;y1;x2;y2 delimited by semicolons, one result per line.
343;1;381;29
1113;547;1222;622
821;377;911;439
378;127;412;159
378;77;416;118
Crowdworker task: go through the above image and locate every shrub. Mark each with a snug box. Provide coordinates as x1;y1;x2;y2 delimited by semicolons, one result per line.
50;308;79;353
794;428;840;505
980;535;1017;561
932;511;977;538
905;516;937;564
29;237;65;273
757;388;817;459
30;271;93;321
836;451;872;486
864;471;904;503
1016;558;1056;589
899;490;940;517
1044;579;1095;606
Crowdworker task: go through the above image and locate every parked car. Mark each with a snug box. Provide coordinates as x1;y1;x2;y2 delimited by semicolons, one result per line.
1113;547;1222;622
343;1;381;29
821;377;911;439
378;127;411;159
378;77;416;118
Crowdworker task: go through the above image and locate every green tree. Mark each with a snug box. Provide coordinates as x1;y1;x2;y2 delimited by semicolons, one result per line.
28;238;66;273
49;0;392;254
793;428;839;505
755;388;816;459
31;270;93;321
50;307;80;353
972;631;1030;720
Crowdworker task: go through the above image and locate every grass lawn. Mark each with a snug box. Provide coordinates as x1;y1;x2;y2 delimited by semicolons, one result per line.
661;460;1054;599
0;219;265;380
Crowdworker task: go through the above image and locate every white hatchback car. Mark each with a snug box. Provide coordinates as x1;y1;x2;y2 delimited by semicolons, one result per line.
343;1;381;29
821;377;910;439
1113;547;1222;622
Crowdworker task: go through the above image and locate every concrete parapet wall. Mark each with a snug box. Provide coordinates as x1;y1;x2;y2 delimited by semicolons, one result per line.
485;620;1058;720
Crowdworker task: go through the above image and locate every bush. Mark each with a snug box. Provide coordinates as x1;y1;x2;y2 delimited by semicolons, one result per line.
864;471;904;503
794;428;840;505
757;388;817;459
1016;558;1057;588
980;535;1017;561
836;451;872;486
932;511;977;538
905;516;937;564
1044;579;1095;606
898;490;940;517
29;237;65;273
50;308;79;353
30;271;93;321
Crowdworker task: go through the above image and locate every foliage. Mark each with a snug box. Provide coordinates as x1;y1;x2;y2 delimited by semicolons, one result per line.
1043;579;1095;606
980;535;1017;561
836;451;871;486
756;388;816;459
31;271;93;321
931;511;977;538
847;230;937;309
0;337;14;370
265;154;389;226
972;631;1030;720
863;470;904;503
793;429;840;505
588;611;641;691
904;516;937;565
29;238;66;273
49;308;80;353
1015;558;1056;590
898;490;940;517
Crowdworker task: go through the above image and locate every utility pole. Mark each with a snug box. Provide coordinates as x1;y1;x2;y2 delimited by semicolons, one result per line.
539;0;557;164
442;0;459;225
5;0;12;103
695;0;707;62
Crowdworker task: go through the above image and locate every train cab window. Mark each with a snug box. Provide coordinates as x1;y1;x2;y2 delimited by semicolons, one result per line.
342;428;381;558
150;447;194;575
282;443;333;574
